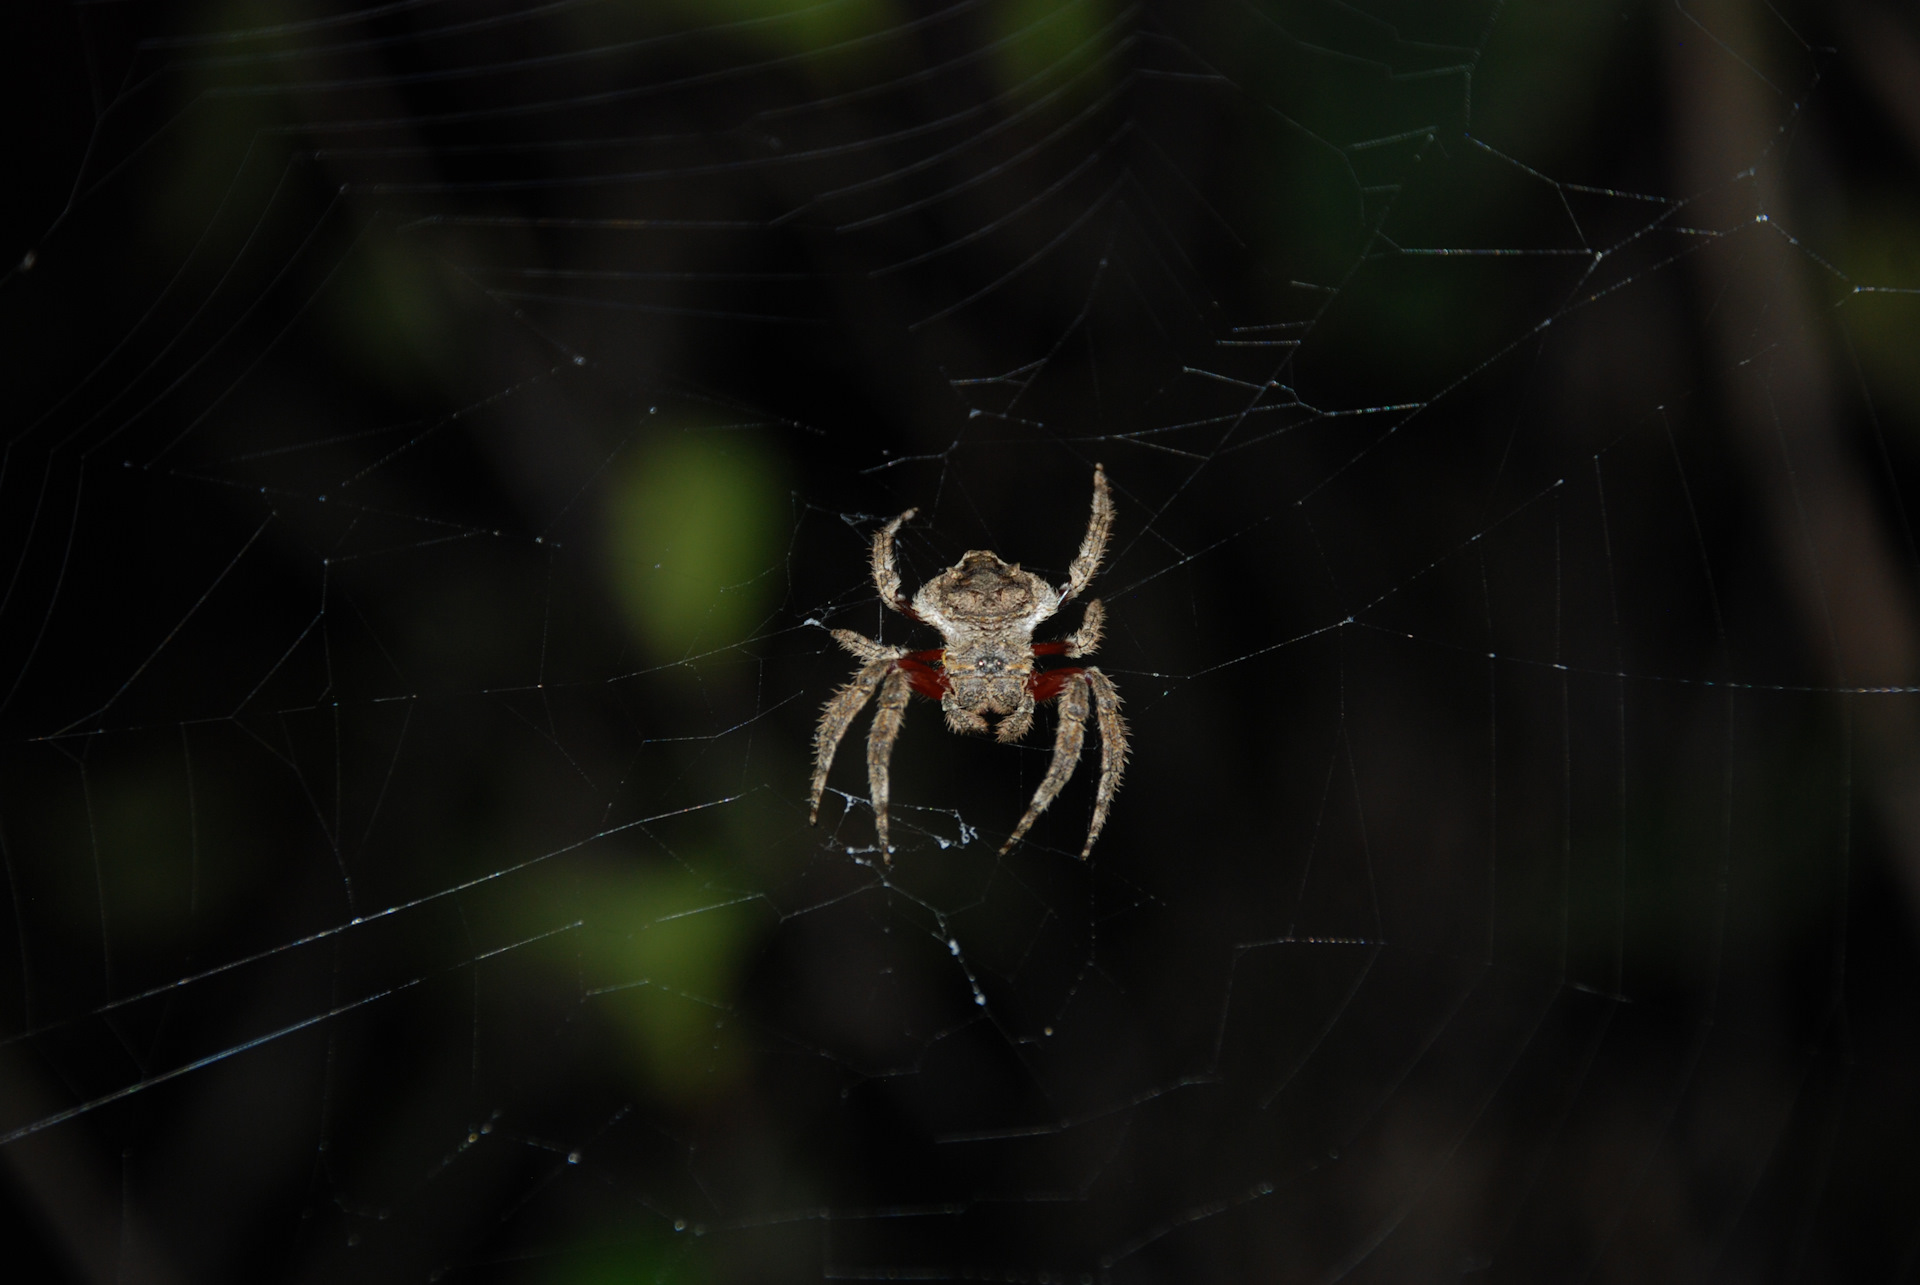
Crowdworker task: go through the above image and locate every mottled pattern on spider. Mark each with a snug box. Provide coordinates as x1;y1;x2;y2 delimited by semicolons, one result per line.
809;464;1128;861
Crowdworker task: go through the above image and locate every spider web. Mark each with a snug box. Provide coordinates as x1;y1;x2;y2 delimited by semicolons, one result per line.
4;0;1920;1280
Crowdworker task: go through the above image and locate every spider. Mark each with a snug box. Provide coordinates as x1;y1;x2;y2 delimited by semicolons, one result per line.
809;464;1128;861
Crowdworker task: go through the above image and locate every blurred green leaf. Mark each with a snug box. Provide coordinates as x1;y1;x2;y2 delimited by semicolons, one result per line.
525;1236;705;1285
606;428;788;662
536;859;764;1104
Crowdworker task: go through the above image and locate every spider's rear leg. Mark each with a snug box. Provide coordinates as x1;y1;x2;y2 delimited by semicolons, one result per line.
1014;599;1100;749
1078;668;1128;857
866;667;914;860
1000;670;1090;854
810;649;899;824
814;640;946;861
1000;665;1127;858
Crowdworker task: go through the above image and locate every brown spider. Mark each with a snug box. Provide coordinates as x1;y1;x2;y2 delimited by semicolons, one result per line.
809;465;1128;861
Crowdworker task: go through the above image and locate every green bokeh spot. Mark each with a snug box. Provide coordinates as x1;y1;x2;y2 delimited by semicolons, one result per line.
700;0;897;51
525;1236;704;1285
1846;199;1920;429
532;860;762;1105
607;0;903;72
326;234;458;397
607;430;788;662
987;0;1114;105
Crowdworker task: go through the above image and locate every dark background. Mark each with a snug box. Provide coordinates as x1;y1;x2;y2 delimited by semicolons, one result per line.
3;1;1920;1281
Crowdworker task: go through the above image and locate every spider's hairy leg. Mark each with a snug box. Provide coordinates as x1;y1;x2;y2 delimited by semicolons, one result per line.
1001;673;1089;854
870;507;919;617
832;628;902;663
866;667;914;861
943;699;989;735
1063;598;1104;657
1060;464;1113;604
1079;668;1128;858
996;692;1036;744
810;654;897;825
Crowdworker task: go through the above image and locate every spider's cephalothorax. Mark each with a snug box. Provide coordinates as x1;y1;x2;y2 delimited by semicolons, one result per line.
809;465;1128;860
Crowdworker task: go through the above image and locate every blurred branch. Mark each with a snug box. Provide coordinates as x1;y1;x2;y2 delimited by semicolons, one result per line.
1669;0;1920;915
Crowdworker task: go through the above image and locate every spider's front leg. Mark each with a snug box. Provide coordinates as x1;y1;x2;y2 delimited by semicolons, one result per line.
870;508;920;618
1059;464;1114;605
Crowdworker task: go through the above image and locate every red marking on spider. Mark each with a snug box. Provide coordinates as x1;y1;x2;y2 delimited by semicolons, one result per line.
897;654;950;699
1028;667;1083;702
